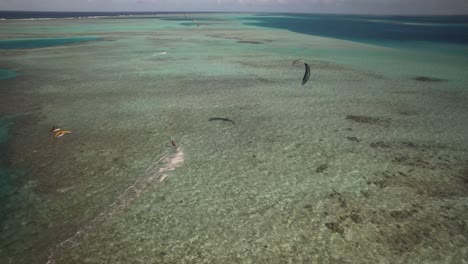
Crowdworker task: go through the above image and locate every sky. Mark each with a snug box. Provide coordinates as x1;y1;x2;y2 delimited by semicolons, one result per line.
1;0;468;15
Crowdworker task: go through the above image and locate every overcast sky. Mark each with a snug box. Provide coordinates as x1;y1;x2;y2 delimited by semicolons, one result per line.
1;0;468;15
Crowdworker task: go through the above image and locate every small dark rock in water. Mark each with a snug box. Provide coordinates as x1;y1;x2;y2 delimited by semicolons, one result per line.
237;40;262;44
389;209;417;220
397;171;408;177
350;210;362;223
316;164;329;173
329;190;347;207
329;190;341;198
393;155;408;163
398;110;418;116
345;115;390;124
360;190;370;198
325;222;344;234
346;136;360;142
461;168;468;184
370;141;391;148
402;142;417;148
413;76;448;82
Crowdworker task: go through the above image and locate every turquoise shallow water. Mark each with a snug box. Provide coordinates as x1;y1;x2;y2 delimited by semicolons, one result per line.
0;13;467;264
0;37;100;49
0;69;17;80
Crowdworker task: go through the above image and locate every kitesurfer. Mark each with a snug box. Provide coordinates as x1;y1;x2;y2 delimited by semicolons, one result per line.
50;126;72;138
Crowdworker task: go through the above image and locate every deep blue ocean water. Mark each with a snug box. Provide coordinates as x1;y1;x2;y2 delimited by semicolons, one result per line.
243;14;468;46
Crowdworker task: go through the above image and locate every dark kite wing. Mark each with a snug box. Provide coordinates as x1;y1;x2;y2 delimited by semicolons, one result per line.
302;63;310;85
208;117;235;125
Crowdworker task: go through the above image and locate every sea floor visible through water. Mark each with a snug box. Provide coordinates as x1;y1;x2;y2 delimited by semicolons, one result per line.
0;13;467;264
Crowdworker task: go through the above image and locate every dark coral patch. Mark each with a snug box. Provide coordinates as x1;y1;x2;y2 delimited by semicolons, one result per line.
325;222;345;234
346;115;391;125
370;141;391;148
237;40;263;44
413;76;448;82
346;136;360;142
316;164;329;173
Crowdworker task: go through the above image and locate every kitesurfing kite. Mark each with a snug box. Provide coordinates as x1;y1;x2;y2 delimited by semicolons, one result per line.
293;59;310;85
208;117;235;125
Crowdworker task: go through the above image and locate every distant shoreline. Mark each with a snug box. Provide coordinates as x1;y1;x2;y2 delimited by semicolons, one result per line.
0;11;228;20
0;11;467;20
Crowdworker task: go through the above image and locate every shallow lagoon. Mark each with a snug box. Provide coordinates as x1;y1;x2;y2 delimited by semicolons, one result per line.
0;37;100;49
0;13;467;264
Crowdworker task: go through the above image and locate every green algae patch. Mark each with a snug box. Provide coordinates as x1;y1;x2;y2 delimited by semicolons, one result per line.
0;36;100;49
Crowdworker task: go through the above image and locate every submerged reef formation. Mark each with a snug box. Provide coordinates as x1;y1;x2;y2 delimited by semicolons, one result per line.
413;76;448;82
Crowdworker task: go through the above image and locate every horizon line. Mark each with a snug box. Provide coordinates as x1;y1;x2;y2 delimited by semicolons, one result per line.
1;10;468;16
